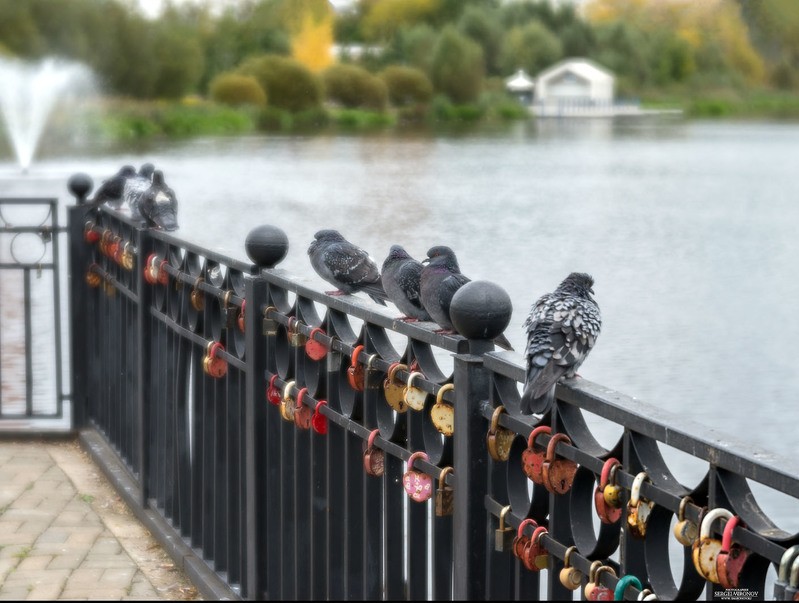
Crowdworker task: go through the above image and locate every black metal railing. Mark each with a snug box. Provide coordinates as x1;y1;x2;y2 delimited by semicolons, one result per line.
66;176;799;602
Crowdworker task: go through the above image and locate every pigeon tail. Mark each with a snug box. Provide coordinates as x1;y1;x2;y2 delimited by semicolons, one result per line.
520;382;554;415
360;282;388;306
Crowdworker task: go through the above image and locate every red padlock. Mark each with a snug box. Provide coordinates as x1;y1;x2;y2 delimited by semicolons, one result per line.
237;300;246;333
521;425;552;485
311;400;328;435
363;429;384;477
143;254;159;285
157;259;169;285
84;221;100;243
205;342;228;379
305;327;328;361
106;235;120;260
294;387;312;430
717;516;749;589
522;526;549;572
595;457;623;524
266;374;281;405
347;345;365;392
512;518;538;561
542;433;578;495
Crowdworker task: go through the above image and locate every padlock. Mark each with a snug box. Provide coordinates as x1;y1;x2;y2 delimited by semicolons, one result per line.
279;380;296;422
774;545;799;600
106;233;120;259
103;278;116;297
384;362;409;413
293;387;312;430
112;237;125;265
85;265;102;288
403;371;427;411
626;471;654;539
521;526;549;572
157;259;169;285
143;254;159;285
494;505;514;552
98;230;111;256
402;451;433;503
717;515;749;589
486;405;515;463
287;317;307;347
365;354;382;390
311;400;328;435
203;341;227;379
120;242;135;271
691;507;733;583
434;467;454;517
584;565;616;601
363;429;384;477
222;290;237;330
673;495;699;546
347;345;365;392
785;554;799;600
542;433;578;495
559;545;583;590
614;575;643;601
430;383;455;436
305;327;328;361
512;519;538;562
266;374;282;405
190;277;205;312
603;462;623;508
595;457;623;524
237;300;246;333
84;221;100;243
521;425;552;484
262;305;278;336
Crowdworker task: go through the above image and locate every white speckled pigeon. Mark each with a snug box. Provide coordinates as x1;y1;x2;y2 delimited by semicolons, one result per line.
134;170;179;231
420;245;513;350
381;245;432;322
90;165;136;208
521;272;601;415
308;230;388;305
122;162;155;210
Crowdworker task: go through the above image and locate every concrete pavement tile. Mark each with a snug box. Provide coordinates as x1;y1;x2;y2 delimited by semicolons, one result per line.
15;554;52;571
46;552;86;570
36;527;70;543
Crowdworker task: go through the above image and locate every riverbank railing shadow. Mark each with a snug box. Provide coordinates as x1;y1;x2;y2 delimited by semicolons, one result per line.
66;175;799;602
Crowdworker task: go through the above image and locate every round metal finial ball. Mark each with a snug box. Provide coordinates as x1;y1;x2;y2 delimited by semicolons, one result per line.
245;225;289;268
450;280;513;341
68;173;93;204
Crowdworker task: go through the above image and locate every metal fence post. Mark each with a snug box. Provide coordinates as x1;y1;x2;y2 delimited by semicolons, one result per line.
136;227;155;506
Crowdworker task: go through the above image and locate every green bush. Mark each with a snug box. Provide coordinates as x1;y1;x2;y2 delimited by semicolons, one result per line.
331;109;394;129
237;54;323;113
209;73;267;107
379;65;433;107
430;96;485;122
321;64;388;111
158;105;253;137
430;26;485;104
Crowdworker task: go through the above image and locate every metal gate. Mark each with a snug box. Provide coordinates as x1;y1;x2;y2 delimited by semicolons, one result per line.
0;197;69;429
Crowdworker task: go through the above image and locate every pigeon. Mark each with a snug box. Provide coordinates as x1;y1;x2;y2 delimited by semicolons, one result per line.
308;230;388;305
135;170;179;231
122;162;155;210
520;272;602;415
89;165;136;208
420;245;513;350
381;245;432;322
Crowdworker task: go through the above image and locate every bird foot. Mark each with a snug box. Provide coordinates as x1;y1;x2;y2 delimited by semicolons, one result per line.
434;328;457;335
398;316;419;322
325;290;346;297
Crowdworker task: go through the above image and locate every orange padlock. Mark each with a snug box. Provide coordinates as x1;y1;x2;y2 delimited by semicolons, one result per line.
542;433;577;495
521;425;552;484
347;345;365;392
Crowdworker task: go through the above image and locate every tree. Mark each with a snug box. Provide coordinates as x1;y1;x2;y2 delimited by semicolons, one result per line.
151;26;205;99
361;0;439;42
500;21;562;77
458;4;504;76
430;26;484;104
237;54;323;112
321;63;387;110
379;65;433;106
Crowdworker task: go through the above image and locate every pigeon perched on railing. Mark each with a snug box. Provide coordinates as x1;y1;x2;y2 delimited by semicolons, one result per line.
520;272;602;415
134;170;178;231
381;245;432;322
123;162;155;209
308;230;388;305
89;165;136;208
420;245;513;350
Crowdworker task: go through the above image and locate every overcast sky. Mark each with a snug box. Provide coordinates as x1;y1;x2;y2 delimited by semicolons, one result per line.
134;0;355;18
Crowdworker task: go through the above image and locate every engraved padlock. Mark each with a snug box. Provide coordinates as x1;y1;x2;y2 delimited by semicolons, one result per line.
266;374;282;405
287;317;307;347
521;425;552;484
262;305;278;336
626;471;654;539
542;433;577;495
673;495;699;546
237;300;246;333
430;383;455;436
222;290;237;330
494;505;514;552
434;467;454;517
774;545;799;600
384;362;409;413
402;451;433;503
521;527;549;572
311;400;328;435
584;565;616;601
512;519;538;562
190;277;205;312
559;546;583;590
486;405;515;463
403;371;427;411
363;429;384;477
305;327;328;361
717;515;749;589
692;507;733;583
347;345;365;392
614;575;643;601
595;457;623;524
279;380;296;422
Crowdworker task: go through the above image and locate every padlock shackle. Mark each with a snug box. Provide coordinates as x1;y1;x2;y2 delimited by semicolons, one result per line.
699;508;733;540
387;362;408;383
314;399;327;412
532;526;548;546
498;505;511;530
587;560;603;582
614;574;643;600
350;345;364;367
438;466;454;486
563;545;577;568
406;371;424;388
599;457;620;489
308;326;326;341
516;518;538;539
367;428;380;449
545;433;571;462
527;425;552;449
678;495;693;522
262;305;277;319
490;405;506;432
629;471;649;506
295;387;307;410
790;553;799;588
222;289;232;308
778;545;799;582
282;379;296;401
593;565;616;586
720;515;743;553
436;383;454;405
406;451;428;472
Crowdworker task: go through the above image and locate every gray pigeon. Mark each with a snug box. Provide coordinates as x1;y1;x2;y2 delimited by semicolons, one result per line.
520;272;601;415
420;246;513;350
308;230;388;305
122;162;155;210
90;165;136;208
381;245;432;322
135;170;179;231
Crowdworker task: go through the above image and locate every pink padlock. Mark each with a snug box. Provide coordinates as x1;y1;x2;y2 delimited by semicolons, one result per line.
403;451;433;503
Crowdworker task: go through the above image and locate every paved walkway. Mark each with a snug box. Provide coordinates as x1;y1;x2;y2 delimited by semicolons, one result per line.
0;439;201;601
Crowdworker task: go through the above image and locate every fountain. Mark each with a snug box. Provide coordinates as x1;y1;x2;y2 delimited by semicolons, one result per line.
0;57;95;173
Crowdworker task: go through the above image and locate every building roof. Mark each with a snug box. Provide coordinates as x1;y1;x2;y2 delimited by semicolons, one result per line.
536;58;614;84
505;69;535;92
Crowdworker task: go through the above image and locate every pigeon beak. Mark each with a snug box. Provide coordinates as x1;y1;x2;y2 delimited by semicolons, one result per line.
421;258;430;265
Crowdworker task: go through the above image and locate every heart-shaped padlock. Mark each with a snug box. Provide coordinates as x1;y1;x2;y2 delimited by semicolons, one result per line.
363;429;384;477
430;383;455;436
347;345;365;392
305;327;328;361
384;363;409;413
403;451;433;503
311;400;328;435
266;374;282;405
521;425;552;484
595;457;623;524
486;405;515;462
403;371;427;411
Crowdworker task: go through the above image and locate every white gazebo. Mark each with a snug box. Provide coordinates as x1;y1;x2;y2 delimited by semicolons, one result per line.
533;58;627;116
504;69;535;105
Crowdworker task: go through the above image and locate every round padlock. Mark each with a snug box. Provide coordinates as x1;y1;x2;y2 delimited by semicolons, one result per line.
430;383;455;436
603;462;623;508
673;495;699;546
84;221;100;243
521;425;552;484
559;545;583;590
384;362;409;413
85;265;102;288
347;345;365;392
403;371;427;411
363;429;385;477
305;327;328;361
190;277;205;312
595;457;623;524
206;342;227;379
143;253;159;285
311;400;328;435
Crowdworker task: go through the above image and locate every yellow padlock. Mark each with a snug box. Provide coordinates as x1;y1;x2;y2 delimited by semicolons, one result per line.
430;383;455;436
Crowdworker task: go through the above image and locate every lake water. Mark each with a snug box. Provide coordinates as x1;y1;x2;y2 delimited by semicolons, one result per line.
2;117;797;532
